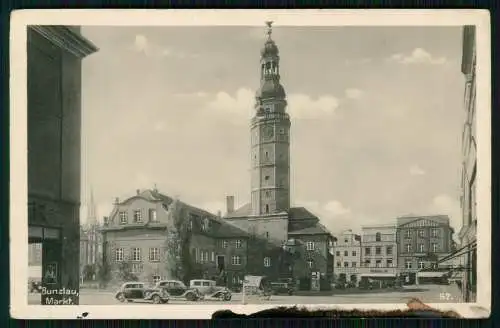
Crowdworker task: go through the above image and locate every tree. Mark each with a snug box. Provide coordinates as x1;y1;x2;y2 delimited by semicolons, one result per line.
117;261;138;282
164;198;193;283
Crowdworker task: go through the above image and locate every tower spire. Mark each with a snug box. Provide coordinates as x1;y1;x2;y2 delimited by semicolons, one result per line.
265;21;273;39
88;186;97;225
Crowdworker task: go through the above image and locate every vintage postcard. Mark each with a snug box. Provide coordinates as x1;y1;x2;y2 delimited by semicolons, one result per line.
10;9;490;319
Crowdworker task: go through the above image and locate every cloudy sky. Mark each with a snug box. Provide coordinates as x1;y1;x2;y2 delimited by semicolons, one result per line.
79;25;466;236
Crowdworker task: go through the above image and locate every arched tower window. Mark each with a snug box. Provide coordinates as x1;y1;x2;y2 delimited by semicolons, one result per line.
265;204;269;214
375;232;381;242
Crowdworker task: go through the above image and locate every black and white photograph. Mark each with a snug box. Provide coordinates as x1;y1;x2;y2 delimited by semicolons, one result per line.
10;10;490;319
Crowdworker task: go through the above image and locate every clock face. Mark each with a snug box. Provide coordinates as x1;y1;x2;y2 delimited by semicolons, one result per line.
263;126;274;138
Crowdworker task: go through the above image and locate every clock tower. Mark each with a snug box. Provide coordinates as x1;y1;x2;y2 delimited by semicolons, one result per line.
250;22;291;216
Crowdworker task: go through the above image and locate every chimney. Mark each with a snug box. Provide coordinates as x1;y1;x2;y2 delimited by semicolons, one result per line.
103;216;109;225
217;210;222;218
114;197;120;205
136;189;140;195
226;196;235;214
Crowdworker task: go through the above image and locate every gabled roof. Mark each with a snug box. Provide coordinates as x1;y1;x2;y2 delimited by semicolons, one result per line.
225;203;252;218
288;222;331;236
396;215;450;227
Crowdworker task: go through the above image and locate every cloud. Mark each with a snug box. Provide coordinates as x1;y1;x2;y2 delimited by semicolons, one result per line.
288;94;339;119
132;34;198;59
344;88;363;99
429;194;462;240
409;164;426;176
324;200;351;216
388;48;448;65
204;88;340;122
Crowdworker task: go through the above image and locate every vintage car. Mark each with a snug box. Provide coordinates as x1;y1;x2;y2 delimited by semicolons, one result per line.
269;281;294;295
189;279;232;301
114;282;170;304
155;280;202;301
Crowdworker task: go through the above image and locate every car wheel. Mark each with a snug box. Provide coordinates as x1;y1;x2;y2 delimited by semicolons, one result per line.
117;293;125;303
186;292;196;302
224;294;232;301
152;295;161;304
161;299;169;304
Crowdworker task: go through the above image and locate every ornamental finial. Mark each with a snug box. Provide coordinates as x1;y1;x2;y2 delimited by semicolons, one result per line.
265;21;273;38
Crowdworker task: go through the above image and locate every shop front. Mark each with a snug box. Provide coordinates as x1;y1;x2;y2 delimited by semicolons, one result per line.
358;268;398;289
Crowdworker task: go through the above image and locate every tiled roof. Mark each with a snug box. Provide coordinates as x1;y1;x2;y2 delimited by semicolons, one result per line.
225;204;319;221
396;215;450;227
225;203;252;218
288;222;331;236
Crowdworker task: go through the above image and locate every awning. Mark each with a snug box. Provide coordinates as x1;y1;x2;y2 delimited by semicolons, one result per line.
359;273;396;278
417;271;447;278
243;275;265;287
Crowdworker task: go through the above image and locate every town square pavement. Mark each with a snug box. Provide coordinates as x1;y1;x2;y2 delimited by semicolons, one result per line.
28;284;462;305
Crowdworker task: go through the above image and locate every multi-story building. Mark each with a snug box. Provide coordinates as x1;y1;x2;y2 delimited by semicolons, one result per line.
359;225;398;285
333;230;361;283
101;189;290;290
396;215;454;284
222;22;335;291
27;26;98;304
455;25;477;302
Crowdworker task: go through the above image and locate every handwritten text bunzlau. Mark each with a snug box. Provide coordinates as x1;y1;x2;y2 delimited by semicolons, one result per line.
41;287;79;305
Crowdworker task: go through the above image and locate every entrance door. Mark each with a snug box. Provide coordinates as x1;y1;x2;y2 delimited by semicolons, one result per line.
41;239;62;305
216;256;225;272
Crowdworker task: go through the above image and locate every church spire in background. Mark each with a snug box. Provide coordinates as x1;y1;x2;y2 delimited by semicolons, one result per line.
88;186;97;225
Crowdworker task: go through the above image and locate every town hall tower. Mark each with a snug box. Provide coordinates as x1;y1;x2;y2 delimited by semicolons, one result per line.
250;22;291;216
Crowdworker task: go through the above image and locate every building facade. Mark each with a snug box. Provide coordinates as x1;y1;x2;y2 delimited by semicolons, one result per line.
333;230;361;283
359;225;398;282
457;25;477;302
396;215;454;284
101;189;289;290
223;23;335;291
27;26;98;305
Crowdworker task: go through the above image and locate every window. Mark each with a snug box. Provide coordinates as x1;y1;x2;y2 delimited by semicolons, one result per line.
336;261;341;267
387;259;393;267
344;262;349;268
279;128;285;134
306;241;315;251
344;251;348;256
419;261;425;269
222;240;228;248
431;229;439;238
432;243;438;252
265;191;271;198
405;230;411;238
375;260;382;268
418;229;425;238
365;247;371;255
265;231;269;239
406;244;412;253
201;251;209;263
375;247;381;255
202;218;210;232
375;232;381;242
265;151;269;159
336;251;340;256
352;251;357;256
365;260;371;267
149;248;160;262
236;240;242;248
419;244;424;252
265;204;269;213
231;256;241;265
119;212;128;224
152;275;161;283
386;246;393;255
265;175;270;181
405;260;412;269
307;260;314;268
352;262;357;268
211;251;215;262
115;248;124;262
264;257;271;267
344;239;348;243
132;248;141;261
133;209;142;223
149;209;157;222
131;263;143;273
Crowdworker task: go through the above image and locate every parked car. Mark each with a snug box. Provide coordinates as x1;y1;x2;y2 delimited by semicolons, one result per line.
189;279;232;301
155;280;201;301
269;282;294;295
114;282;169;304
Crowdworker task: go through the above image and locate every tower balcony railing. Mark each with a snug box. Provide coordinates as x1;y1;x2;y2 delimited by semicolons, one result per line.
251;112;290;124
